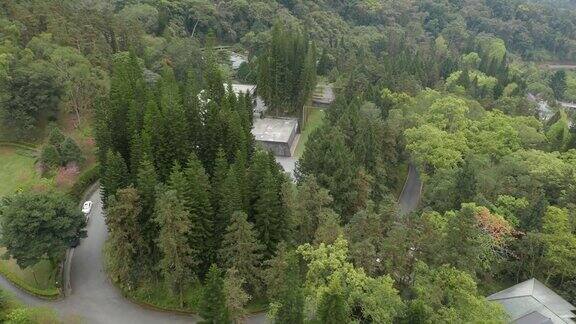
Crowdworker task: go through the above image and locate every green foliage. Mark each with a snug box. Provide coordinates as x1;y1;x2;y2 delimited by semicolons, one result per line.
550;70;567;100
265;246;304;324
199;264;230;324
298;237;404;323
219;211;264;294
102;150;129;201
154;189;196;307
407;262;508;323
257;23;317;120
0;192;85;269
105;188;146;289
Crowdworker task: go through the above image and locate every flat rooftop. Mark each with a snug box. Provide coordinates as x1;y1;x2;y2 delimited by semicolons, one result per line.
252;118;298;143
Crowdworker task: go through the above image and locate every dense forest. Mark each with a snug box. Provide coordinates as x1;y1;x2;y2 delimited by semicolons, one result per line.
1;0;576;323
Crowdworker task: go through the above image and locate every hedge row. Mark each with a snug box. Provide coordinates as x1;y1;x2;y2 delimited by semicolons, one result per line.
67;164;100;201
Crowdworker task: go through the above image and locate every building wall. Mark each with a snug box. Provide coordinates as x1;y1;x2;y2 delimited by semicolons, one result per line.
257;141;292;157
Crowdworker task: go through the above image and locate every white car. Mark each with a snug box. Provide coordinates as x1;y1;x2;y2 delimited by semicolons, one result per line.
82;201;93;215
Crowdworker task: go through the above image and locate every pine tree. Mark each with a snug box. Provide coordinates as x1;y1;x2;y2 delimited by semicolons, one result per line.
155;190;196;307
169;154;214;275
105;188;145;288
223;267;250;324
204;58;225;105
253;170;285;256
102;150;129;202
136;158;159;260
199;264;230;324
48;126;65;148
219;211;264;293
218;168;243;239
266;248;304;324
232;150;249;210
60;137;84;165
155;67;190;179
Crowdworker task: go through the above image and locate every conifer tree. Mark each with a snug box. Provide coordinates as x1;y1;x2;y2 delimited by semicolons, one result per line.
169;154;214;275
204;58;225;105
155;67;190;179
219;211;264;293
254;170;285;256
223;267;250;324
102;150;130;202
59;137;84;165
199;264;230;324
217;168;243;238
105;188;145;289
266;248;304;324
232;150;249;210
136;158;159;258
155;190;196;307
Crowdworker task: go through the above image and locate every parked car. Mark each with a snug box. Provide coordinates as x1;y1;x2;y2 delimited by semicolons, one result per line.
82;201;93;215
70;235;80;248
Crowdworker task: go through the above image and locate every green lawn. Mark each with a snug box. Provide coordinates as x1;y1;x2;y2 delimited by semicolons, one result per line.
295;108;325;158
0;249;59;298
0;146;51;197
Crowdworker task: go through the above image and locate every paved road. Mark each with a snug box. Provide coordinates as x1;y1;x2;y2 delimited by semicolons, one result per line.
398;163;422;215
0;189;267;324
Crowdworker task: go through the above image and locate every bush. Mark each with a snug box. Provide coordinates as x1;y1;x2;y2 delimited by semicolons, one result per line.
60;137;84;165
39;145;61;168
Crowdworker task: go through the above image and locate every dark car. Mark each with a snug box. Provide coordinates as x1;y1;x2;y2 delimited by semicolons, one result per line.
70;235;80;248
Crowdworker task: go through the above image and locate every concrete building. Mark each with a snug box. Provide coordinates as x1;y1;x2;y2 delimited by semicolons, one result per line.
312;84;335;107
487;278;576;323
251;118;299;157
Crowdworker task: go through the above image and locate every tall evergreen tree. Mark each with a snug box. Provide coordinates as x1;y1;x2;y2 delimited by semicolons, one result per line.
254;169;285;256
102;150;129;202
105;188;146;289
155;189;196;307
266;247;305;324
169;154;214;275
136;158;159;260
199;264;231;324
219;211;264;294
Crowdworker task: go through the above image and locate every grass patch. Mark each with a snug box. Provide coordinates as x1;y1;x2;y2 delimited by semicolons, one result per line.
0;146;52;197
0;249;60;299
295;108;325;158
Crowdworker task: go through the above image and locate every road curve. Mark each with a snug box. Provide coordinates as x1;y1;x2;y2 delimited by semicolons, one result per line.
398;163;422;215
0;189;267;323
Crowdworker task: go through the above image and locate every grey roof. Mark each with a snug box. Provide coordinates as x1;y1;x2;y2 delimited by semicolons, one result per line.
252;118;298;143
487;279;576;324
516;311;554;324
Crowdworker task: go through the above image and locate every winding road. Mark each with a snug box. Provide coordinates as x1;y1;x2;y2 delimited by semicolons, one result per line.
398;163;422;215
0;162;421;323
